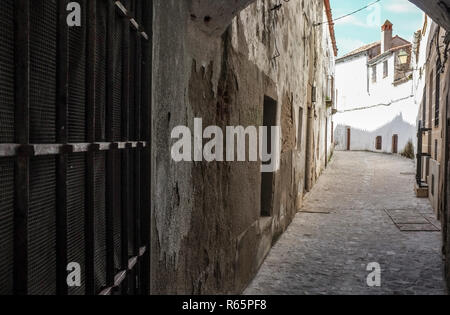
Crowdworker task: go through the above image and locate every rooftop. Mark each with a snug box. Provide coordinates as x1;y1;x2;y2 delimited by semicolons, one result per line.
336;35;410;63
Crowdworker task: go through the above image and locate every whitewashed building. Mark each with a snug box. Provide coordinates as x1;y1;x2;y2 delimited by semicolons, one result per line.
334;20;418;154
335;114;416;153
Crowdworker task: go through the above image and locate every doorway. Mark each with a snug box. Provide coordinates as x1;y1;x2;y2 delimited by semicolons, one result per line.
392;134;398;154
347;128;351;151
260;96;277;217
376;136;383;150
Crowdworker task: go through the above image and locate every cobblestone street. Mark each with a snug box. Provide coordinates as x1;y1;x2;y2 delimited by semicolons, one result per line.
245;151;447;295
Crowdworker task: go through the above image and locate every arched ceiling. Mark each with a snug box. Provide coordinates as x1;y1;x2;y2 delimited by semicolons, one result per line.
187;0;450;37
187;0;256;36
409;0;450;31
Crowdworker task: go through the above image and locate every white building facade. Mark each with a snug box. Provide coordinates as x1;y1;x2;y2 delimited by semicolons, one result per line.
334;20;418;154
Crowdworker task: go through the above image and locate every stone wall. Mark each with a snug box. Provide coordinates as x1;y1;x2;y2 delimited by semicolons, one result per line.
412;18;450;289
151;0;333;294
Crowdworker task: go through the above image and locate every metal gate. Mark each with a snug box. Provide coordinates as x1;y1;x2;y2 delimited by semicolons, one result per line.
0;0;152;295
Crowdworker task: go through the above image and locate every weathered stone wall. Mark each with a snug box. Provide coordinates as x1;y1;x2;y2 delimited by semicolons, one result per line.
413;19;450;289
151;0;333;294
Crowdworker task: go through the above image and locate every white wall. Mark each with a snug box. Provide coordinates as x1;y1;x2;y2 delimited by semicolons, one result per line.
318;5;336;167
334;30;420;160
335;53;416;132
335;54;369;114
335;114;416;154
413;16;433;124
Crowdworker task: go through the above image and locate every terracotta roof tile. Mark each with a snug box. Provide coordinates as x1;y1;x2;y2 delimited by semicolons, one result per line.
337;41;380;61
337;35;411;62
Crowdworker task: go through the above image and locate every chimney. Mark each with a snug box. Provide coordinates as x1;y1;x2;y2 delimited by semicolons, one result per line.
381;20;393;52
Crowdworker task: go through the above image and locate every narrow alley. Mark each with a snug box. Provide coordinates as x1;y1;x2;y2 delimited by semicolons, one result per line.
3;0;450;298
245;151;447;295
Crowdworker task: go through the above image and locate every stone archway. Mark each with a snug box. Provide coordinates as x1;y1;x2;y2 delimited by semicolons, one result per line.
409;0;450;31
187;0;257;36
186;0;450;37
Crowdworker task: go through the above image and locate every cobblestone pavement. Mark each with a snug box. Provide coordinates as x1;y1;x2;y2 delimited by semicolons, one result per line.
245;151;447;295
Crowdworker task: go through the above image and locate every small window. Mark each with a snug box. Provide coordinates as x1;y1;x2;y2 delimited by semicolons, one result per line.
429;70;434;128
376;136;382;150
297;107;303;150
435;139;438;160
261;96;277;217
392;134;398;154
431;174;435;196
331;121;334;144
422;89;426;127
435;61;441;127
372;65;377;83
383;61;388;78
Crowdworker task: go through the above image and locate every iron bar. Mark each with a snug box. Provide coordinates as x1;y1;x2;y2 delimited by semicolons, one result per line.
0;142;147;157
84;0;97;295
56;0;69;295
13;0;30;296
3;0;151;295
98;246;146;295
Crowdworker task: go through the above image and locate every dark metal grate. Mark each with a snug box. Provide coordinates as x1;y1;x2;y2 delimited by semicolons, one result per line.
128;150;136;255
68;0;87;143
28;156;57;295
0;158;14;294
94;152;107;292
112;14;123;142
0;0;151;296
95;0;107;142
29;0;57;144
67;153;86;295
0;0;15;143
114;152;122;271
129;18;136;140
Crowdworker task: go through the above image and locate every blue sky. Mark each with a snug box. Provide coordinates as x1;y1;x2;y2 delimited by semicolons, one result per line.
331;0;425;57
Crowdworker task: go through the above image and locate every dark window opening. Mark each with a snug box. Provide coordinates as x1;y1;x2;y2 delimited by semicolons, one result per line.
347;128;351;151
422;89;426;127
429;71;434;129
383;61;388;78
297;107;303;150
372;65;377;83
261;96;277;217
432;174;435;195
376;136;382;150
392;134;398;154
331;122;334;144
435;139;438;160
435;61;441;127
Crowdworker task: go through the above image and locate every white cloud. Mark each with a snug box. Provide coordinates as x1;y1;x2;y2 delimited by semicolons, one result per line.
337;38;366;57
335;15;372;28
384;0;418;13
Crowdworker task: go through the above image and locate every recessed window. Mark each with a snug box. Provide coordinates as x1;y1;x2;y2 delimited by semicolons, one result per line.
376;136;382;150
422;89;426;127
435;139;438;160
297;107;303;150
392;134;398;153
261;96;277;217
432;174;435;196
372;65;377;83
435;61;441;127
383;61;388;78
